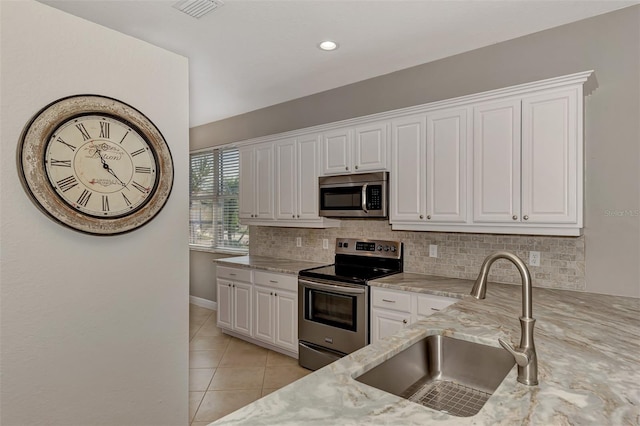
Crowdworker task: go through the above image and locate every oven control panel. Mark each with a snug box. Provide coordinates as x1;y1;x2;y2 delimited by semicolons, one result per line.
335;238;402;259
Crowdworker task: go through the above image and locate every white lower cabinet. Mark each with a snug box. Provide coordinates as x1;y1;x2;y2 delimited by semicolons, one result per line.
217;266;299;355
370;287;458;344
217;267;253;338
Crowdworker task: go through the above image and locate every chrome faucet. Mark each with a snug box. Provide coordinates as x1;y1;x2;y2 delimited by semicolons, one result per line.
470;251;538;386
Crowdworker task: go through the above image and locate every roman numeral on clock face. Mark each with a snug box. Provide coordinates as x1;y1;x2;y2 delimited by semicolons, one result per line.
122;193;132;206
130;148;146;157
102;195;110;212
50;159;71;167
135;166;152;174
75;123;91;141
77;189;92;207
99;121;110;138
56;136;76;151
131;181;148;193
56;175;78;192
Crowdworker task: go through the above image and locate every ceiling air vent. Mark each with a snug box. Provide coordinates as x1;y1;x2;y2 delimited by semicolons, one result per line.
173;0;224;19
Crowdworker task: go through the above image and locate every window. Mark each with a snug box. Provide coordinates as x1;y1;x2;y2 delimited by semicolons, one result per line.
189;147;248;251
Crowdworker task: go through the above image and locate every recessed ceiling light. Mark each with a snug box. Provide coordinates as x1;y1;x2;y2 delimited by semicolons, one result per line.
318;41;339;51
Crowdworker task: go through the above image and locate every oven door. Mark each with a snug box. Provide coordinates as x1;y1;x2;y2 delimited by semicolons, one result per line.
298;278;368;355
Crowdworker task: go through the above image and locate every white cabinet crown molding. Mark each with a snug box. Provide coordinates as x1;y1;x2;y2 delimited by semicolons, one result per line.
214;70;594;151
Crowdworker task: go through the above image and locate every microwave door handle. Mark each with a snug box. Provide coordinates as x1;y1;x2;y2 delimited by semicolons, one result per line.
362;183;368;214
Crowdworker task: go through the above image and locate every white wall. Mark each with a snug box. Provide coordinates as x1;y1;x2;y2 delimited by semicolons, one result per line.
0;2;190;425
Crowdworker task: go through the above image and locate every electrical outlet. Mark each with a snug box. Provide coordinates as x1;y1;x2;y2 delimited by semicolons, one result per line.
296;237;302;247
529;251;541;266
322;239;329;250
429;244;438;258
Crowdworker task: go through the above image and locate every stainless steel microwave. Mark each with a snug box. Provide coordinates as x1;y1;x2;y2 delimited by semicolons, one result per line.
318;172;388;218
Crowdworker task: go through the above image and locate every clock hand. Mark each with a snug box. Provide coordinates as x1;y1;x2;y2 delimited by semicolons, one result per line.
95;146;127;187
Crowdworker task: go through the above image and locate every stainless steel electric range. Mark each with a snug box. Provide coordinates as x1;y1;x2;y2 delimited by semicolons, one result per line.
298;238;403;371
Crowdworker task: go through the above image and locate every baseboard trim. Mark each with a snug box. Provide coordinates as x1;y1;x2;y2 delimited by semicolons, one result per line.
189;296;217;311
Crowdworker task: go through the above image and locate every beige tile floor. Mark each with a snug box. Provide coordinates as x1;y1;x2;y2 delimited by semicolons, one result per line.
189;304;311;425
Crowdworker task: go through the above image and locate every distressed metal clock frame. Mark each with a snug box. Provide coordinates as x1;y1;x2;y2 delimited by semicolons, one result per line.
18;94;174;236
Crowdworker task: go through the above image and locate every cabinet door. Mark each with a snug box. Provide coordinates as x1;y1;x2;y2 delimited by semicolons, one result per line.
354;122;387;172
297;134;321;219
426;108;468;223
371;309;411;343
473;99;521;223
232;282;252;336
322;128;352;174
370;308;410;344
254;144;274;220
521;88;578;224
253;285;275;343
275;138;297;220
390;114;427;222
238;147;255;220
274;289;298;352
216;280;233;330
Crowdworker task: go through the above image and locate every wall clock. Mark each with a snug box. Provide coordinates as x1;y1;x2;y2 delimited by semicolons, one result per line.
18;94;174;235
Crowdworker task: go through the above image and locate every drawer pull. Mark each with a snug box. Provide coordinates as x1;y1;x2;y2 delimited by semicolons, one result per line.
402;319;408;324
431;308;440;311
229;273;236;276
269;280;278;283
382;299;396;303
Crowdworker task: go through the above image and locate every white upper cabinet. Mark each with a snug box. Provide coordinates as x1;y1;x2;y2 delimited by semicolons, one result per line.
390;114;426;222
235;71;591;235
272;134;340;227
274;138;297;220
426;107;469;223
521;88;579;224
472;87;580;227
239;144;274;222
353;122;388;172
322;127;352;174
322;122;389;175
390;107;468;225
473;98;522;223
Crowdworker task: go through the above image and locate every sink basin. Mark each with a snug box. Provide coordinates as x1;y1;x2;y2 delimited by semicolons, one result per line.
355;335;515;417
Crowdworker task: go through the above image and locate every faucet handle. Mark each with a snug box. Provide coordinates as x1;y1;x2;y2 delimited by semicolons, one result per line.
499;338;530;367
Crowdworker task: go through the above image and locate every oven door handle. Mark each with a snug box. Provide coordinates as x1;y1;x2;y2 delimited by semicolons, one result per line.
361;183;368;214
299;279;366;295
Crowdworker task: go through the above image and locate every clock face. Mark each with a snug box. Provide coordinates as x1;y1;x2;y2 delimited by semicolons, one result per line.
44;115;158;218
18;95;173;235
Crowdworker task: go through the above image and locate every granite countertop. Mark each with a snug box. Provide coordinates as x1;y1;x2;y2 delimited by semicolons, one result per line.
211;271;640;425
215;255;326;275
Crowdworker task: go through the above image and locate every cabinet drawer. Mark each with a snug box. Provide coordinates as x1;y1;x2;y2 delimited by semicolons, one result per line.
253;270;297;292
371;288;411;312
217;266;252;282
416;294;457;317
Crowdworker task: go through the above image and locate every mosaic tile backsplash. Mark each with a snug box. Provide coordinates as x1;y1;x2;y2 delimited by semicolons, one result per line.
249;219;586;291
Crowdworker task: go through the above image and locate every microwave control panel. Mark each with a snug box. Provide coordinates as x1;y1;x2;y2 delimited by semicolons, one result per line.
366;185;382;210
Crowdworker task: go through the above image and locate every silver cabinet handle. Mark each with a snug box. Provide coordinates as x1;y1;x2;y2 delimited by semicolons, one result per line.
419;215;424;219
523;215;529;220
382;299;396;303
345;166;349;171
274;293;278;297
355;165;359;170
512;215;518;220
402;319;408;324
270;292;273;296
431;307;440;311
269;280;278;283
427;215;431;220
229;273;236;276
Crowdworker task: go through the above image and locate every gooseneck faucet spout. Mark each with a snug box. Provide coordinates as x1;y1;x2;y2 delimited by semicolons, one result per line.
471;251;538;386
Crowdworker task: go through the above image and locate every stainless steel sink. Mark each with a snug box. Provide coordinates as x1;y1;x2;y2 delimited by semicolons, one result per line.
355;335;515;417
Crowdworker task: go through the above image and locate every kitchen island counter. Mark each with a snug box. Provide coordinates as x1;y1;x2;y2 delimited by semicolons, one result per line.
211;272;640;425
